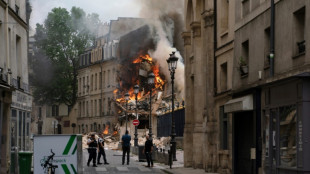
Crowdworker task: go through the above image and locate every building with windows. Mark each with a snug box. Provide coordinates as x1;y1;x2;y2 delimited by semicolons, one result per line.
0;0;31;173
183;0;310;173
77;18;146;135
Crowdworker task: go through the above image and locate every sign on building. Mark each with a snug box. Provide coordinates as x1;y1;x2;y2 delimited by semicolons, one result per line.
34;135;82;174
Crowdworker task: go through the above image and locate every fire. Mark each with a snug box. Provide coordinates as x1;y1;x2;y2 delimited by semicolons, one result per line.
103;125;109;135
133;54;153;64
152;64;165;90
115;54;165;103
112;130;118;136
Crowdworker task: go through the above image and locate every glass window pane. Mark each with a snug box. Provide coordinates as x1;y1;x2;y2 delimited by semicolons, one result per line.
279;105;297;167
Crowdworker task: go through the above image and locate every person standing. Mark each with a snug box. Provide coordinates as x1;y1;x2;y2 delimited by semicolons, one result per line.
87;134;98;167
143;135;153;167
97;134;109;165
121;130;131;165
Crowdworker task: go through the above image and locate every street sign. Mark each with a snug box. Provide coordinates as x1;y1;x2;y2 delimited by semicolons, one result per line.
133;119;140;126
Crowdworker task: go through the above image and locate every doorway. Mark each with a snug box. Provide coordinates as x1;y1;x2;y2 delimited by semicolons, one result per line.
233;111;255;174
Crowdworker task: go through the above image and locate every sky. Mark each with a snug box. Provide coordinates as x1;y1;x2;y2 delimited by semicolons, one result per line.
29;0;141;33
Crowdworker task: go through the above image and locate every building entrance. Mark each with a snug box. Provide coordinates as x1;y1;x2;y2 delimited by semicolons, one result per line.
234;111;255;174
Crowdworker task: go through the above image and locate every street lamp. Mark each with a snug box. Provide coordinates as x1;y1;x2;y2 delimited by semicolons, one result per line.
134;84;139;146
148;72;155;141
124;92;130;131
167;51;178;165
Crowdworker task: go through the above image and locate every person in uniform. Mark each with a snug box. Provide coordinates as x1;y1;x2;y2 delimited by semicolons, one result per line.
97;134;109;165
87;134;98;167
143;135;154;167
121;130;131;165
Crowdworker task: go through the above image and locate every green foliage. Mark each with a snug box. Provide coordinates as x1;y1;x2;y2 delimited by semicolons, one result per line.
33;7;101;106
239;56;247;66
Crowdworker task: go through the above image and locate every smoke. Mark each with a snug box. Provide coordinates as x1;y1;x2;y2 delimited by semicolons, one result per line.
137;0;185;99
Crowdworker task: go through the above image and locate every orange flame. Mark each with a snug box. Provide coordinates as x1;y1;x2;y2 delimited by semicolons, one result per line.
112;130;118;136
152;64;165;90
133;54;153;64
103;125;109;135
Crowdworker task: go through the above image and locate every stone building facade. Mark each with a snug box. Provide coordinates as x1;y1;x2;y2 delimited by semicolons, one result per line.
0;0;31;173
76;18;146;135
183;0;310;174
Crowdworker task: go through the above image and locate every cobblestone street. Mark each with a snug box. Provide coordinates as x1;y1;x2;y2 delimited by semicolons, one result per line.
82;149;166;174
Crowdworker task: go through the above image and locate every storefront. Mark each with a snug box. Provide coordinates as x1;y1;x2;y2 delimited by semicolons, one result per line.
11;90;32;151
263;78;310;174
225;91;262;174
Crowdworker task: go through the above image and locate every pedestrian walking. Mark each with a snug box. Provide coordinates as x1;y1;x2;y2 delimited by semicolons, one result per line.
121;130;131;165
143;135;153;167
87;134;98;167
97;134;109;165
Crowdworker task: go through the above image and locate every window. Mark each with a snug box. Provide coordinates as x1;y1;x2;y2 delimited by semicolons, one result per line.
99;72;102;89
52;105;59;116
220;106;228;150
91;75;94;91
79;102;81;117
108;70;110;87
220;0;229;33
95;100;97;116
293;7;305;55
279;105;297;167
242;0;250;17
38;107;42;120
103;71;106;88
91;100;93;116
99;99;102;116
242;40;249;64
83;77;85;94
95;73;97;90
220;62;228;92
264;27;270;68
86;101;89;116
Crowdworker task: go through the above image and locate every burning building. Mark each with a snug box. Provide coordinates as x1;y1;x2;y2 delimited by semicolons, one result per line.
76;15;185;142
76;18;148;136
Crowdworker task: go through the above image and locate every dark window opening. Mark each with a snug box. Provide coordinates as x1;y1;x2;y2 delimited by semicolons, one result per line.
294;7;305;55
220;106;228;150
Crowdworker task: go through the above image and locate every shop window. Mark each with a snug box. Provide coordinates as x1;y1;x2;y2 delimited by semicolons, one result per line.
220;106;228;150
279;105;296;167
293;7;305;55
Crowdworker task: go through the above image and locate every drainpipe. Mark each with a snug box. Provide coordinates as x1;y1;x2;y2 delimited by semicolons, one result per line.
270;0;275;77
213;0;217;94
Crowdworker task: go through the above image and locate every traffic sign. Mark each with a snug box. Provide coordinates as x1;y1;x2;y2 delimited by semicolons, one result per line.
133;119;140;126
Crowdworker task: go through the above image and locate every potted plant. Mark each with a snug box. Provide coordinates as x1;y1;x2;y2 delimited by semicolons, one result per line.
239;56;248;75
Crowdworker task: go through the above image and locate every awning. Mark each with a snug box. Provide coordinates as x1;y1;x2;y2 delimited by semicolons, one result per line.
224;95;253;113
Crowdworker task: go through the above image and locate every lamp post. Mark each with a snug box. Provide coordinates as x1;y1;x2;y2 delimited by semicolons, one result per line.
134;85;139;146
124;92;130;131
167;51;178;164
148;73;155;141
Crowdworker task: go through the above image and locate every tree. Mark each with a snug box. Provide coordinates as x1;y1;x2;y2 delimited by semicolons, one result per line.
33;7;101;106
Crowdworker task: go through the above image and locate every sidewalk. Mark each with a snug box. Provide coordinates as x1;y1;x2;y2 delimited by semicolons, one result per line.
130;149;211;174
